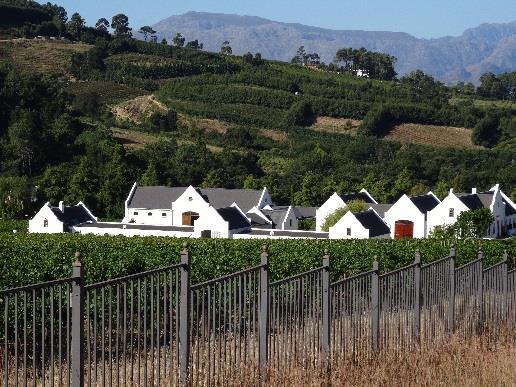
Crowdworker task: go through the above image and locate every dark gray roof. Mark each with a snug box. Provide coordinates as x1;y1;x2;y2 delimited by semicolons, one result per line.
242;229;329;239
354;210;390;237
217;207;251;230
457;193;493;210
198;188;264;212
410;194;440;213
248;212;271;227
340;192;375;204
262;208;288;229
50;204;95;228
127;186;187;209
77;223;194;232
292;206;317;219
504;199;516;216
368;204;392;218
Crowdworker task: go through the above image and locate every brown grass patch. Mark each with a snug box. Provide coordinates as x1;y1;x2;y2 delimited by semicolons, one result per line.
111;128;163;151
0;38;91;76
311;116;361;135
195;118;232;134
387;123;480;149
111;95;168;124
258;129;288;141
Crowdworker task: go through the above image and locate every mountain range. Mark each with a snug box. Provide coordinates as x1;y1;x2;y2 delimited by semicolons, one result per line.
152;12;516;84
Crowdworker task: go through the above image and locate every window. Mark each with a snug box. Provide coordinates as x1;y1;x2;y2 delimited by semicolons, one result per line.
346;228;351;236
148;212;152;216
289;219;292;227
188;197;193;202
43;219;48;228
449;208;454;217
162;212;167;217
134;211;139;215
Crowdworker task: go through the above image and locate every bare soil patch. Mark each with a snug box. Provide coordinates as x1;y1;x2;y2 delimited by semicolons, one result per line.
258;129;288;142
311;116;361;135
111;95;168;124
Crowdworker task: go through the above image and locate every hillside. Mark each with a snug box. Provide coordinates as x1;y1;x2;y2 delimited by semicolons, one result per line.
0;2;515;222
152;12;516;84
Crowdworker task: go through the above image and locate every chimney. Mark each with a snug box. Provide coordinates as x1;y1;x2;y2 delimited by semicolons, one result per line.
472;188;477;194
59;201;65;212
449;188;454;194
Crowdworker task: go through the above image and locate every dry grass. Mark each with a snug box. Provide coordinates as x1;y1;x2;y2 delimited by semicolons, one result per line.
225;337;516;386
111;95;168;124
111;127;164;151
311;116;361;135
258;128;288;142
386;123;481;149
0;38;91;77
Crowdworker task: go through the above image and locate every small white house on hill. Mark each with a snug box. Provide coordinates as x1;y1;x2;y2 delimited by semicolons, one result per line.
383;193;440;239
427;186;505;238
329;210;390;239
29;201;97;233
316;189;377;231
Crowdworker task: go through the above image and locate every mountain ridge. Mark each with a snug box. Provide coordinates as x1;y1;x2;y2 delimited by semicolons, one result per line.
152;12;516;84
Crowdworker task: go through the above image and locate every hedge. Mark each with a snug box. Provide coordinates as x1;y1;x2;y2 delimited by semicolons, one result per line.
1;234;513;290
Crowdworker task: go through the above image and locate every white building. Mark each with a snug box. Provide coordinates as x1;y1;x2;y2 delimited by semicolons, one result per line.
29;201;97;233
316;189;377;231
329;210;390;239
122;183;273;226
427;186;505;238
383;193;440;239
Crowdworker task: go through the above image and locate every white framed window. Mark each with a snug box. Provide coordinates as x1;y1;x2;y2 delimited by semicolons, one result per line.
346;228;351;236
43;219;48;228
449;208;454;217
162;212;167;217
148;212;152;216
134;211;139;215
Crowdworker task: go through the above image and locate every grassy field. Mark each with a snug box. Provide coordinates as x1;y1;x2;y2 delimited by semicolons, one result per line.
386;123;480;149
0;38;91;76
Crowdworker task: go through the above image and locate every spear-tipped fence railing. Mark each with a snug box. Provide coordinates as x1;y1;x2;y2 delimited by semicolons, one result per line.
1;246;514;386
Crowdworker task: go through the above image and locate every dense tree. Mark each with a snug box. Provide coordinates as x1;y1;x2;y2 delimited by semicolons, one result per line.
172;33;185;47
472;115;501;148
0;176;30;218
400;70;447;104
185;39;203;50
95;17;109;32
334;47;396;80
138;25;156;41
220;41;232;56
66;12;85;39
111;13;131;37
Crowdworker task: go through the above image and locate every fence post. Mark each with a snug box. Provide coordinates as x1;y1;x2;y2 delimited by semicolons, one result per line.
477;249;484;334
71;252;84;387
371;257;380;353
448;246;456;335
259;246;269;381
179;243;191;386
321;249;331;367
413;250;421;346
502;251;508;324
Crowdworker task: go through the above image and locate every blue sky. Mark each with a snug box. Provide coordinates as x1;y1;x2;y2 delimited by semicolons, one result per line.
53;0;516;38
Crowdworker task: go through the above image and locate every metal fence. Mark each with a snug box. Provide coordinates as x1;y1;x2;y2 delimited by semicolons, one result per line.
1;246;515;386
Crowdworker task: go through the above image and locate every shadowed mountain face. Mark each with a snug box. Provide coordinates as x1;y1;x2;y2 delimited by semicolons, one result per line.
152;12;516;84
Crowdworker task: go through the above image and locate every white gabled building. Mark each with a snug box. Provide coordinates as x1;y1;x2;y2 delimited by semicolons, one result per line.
316;189;377;231
29;201;97;233
329;210;390;239
427;186;505;238
383;193;440;239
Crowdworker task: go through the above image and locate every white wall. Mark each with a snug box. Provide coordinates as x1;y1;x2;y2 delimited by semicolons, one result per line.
383;195;426;238
329;212;369;239
316;193;345;232
172;186;211;227
281;206;298;230
124;208;173;226
427;193;471;236
233;230;329;240
258;188;274;208
490;189;505;238
193;206;229;238
29;204;65;233
75;224;194;238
